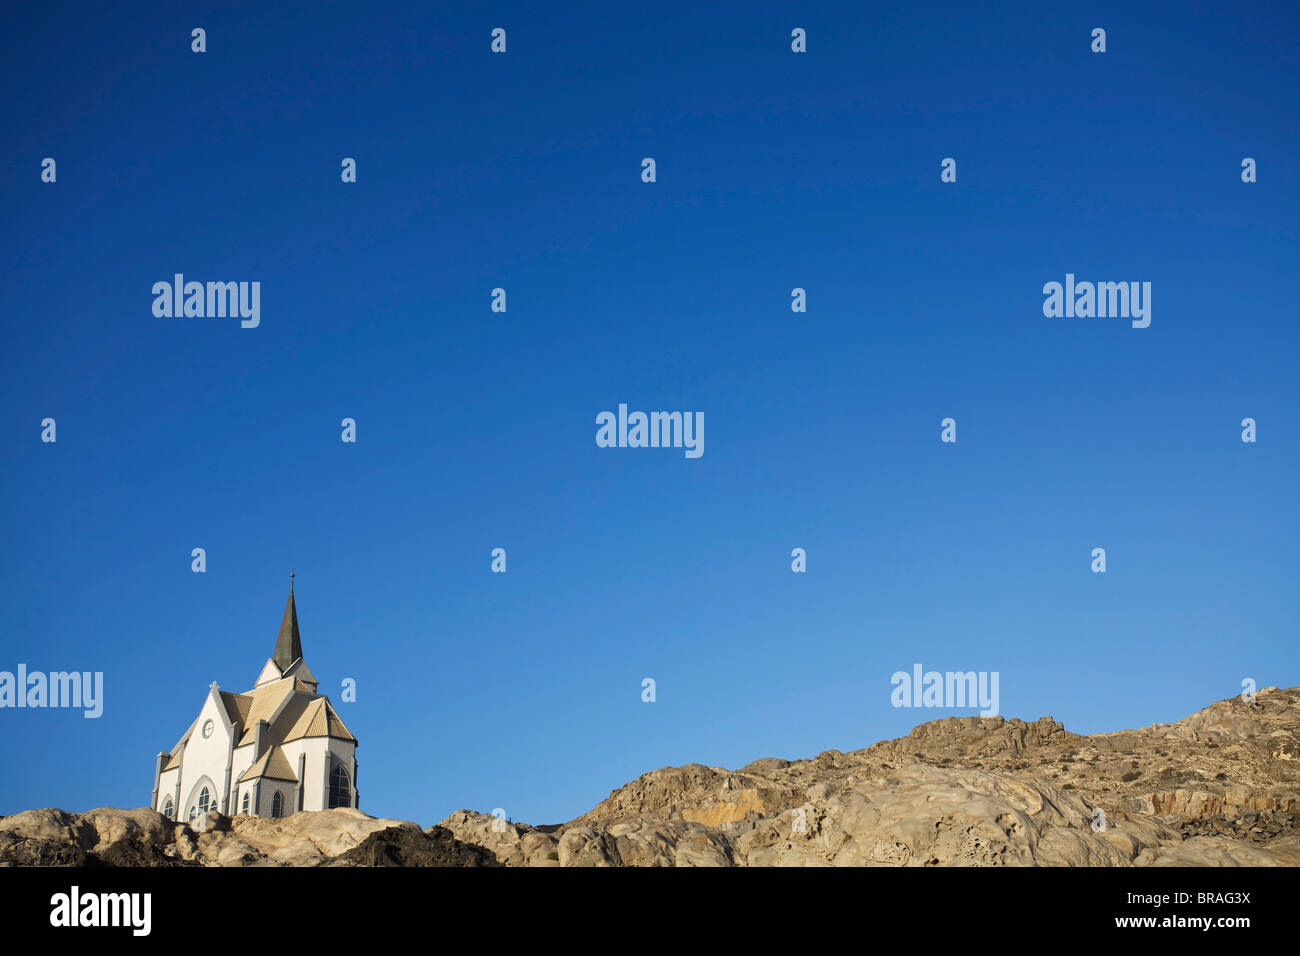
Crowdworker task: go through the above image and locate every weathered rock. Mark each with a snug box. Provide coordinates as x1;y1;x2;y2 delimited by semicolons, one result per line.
0;807;183;867
1;806;449;867
0;808;96;850
437;810;531;866
330;826;501;867
1150;835;1300;866
5;686;1298;867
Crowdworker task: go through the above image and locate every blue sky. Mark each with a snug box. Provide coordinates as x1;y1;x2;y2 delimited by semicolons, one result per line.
1;1;1297;825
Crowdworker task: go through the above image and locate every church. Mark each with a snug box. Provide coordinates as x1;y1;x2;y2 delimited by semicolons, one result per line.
151;577;358;820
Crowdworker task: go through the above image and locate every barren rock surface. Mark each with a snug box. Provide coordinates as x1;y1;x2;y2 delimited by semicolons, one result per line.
0;807;490;867
4;687;1296;866
442;685;1300;867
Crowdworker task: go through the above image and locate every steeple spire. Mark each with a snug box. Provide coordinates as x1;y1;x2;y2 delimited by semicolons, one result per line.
272;574;302;671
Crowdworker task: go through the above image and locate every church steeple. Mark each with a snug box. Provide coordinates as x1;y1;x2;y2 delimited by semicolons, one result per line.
272;573;302;671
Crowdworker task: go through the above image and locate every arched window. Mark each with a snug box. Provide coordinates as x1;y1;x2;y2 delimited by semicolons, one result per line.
241;792;249;814
271;791;283;818
184;777;216;823
161;797;174;819
329;763;352;809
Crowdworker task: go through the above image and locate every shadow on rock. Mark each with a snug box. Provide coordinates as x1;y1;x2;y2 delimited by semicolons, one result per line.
328;825;502;867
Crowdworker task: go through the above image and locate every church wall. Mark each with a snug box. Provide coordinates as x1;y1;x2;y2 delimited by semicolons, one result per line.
156;766;180;817
253;780;295;818
176;692;238;818
286;737;328;811
268;737;357;811
158;716;358;818
326;738;358;810
278;738;311;810
230;744;254;789
230;743;256;815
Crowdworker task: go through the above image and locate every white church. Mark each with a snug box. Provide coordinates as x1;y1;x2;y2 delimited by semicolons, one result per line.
151;577;358;820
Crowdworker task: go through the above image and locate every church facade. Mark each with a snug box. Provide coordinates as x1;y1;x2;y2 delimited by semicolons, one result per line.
151;579;358;820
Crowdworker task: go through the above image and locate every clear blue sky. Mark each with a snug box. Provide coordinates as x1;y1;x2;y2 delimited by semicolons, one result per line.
1;1;1296;825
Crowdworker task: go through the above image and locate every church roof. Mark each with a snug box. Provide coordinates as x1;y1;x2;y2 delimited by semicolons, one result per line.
239;745;298;783
272;579;303;672
283;698;356;743
162;718;198;771
282;658;318;688
219;691;253;725
235;680;299;747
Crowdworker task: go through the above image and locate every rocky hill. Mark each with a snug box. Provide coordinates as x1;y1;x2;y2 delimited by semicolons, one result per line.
4;686;1297;866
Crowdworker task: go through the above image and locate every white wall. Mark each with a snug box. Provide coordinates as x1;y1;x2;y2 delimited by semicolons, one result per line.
253;781;294;818
156;766;180;817
174;692;236;817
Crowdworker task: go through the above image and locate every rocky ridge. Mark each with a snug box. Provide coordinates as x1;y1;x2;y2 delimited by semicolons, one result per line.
4;686;1296;866
0;806;497;867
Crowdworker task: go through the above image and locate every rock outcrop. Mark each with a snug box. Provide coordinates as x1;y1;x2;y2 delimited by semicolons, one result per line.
4;686;1297;866
0;807;493;867
446;685;1299;867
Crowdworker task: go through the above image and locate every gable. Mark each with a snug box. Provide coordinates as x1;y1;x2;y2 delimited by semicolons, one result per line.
283;698;356;743
254;658;282;688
